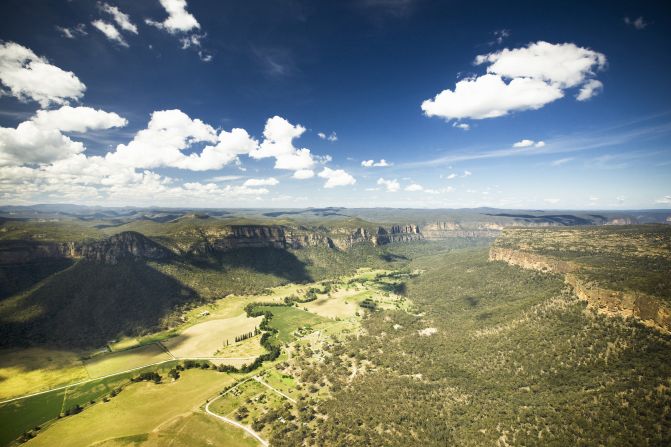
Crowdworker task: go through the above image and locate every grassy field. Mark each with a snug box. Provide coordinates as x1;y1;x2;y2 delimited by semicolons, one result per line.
83;343;172;379
23;369;237;447
256;306;328;345
92;412;259;447
162;313;263;358
0;348;88;400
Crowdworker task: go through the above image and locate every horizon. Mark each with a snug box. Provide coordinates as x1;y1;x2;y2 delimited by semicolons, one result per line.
1;1;670;209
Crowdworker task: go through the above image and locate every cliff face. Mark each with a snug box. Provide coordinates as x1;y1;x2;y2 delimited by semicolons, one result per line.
489;246;671;333
0;231;171;265
422;222;501;239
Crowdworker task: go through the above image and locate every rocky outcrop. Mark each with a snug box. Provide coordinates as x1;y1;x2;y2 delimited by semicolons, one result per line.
489;246;671;333
422;222;502;239
488;247;578;274
0;231;171;265
565;273;671;332
77;231;172;264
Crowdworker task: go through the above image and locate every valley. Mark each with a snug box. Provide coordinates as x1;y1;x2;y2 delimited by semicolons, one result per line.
0;207;670;446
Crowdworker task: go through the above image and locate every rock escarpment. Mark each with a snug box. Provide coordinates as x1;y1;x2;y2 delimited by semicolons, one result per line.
0;231;171;265
489;246;671;333
422;222;501;239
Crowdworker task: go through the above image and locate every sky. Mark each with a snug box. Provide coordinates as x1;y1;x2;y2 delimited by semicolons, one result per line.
0;0;670;210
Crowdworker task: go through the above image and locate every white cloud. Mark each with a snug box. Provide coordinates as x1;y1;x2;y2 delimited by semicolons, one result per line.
146;0;200;33
206;175;242;182
576;79;603;101
361;159;391;167
292;169;314;179
56;24;87;39
318;131;338;142
0;106;127;166
476;41;606;88
446;173;457;180
463;170;472;177
513;139;545;148
405;183;423;192
180;33;204;49
654;195;671;204
616;195;625;204
91;20;128;47
452;122;470;131
422;74;563;120
31;106;127;132
0;121;85;166
513;139;534;148
422;41;606;121
107;109;261;172
624;16;648;30
377;177;400;192
99;2;138;34
0;42;86;107
243;177;279;187
318;167;355;188
250;116;316;172
543;198;560;204
492;29;510;45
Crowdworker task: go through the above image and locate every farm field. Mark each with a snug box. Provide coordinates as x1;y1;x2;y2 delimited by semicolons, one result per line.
23;368;237;447
93;412;259;447
0;348;88;400
84;343;172;379
162;313;263;358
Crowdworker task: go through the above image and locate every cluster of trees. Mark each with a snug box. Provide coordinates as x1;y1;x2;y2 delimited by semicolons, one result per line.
359;298;376;310
234;327;260;343
131;371;162;383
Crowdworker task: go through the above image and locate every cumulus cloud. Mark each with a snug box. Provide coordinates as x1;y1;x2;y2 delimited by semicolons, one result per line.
318;167;356;188
452;122;470;131
0;42;86;107
106;109;261;172
422;41;606;121
377;177;400;192
31;106;127;132
243;177;279;187
654;195;671;204
292;169;314;179
361;159;391;167
624;16;648;30
576;79;603;101
99;2;137;34
446;173;457;180
422;74;563;120
91;20;128;47
250;116;316;173
405;183;423;192
463;170;472;177
0;106;127;166
146;0;200;33
512;139;545;148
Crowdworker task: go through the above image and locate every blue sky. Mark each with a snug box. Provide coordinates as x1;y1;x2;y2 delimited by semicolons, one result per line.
0;0;669;209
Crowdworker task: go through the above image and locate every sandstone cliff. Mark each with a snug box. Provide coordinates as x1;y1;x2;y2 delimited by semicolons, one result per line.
0;231;171;265
489;246;671;333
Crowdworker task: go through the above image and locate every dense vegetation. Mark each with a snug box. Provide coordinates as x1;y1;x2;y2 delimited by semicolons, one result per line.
493;225;671;302
271;248;671;446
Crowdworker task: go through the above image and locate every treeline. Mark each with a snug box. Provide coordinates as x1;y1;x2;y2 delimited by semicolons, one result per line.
234;327;260;343
216;302;285;374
